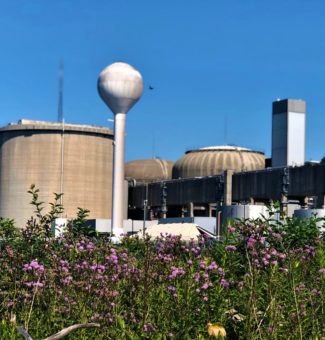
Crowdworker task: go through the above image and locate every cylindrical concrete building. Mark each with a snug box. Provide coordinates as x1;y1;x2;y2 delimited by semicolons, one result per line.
0;119;113;227
172;146;265;179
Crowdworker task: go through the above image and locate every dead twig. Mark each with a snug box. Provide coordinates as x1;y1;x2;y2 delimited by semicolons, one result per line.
44;323;100;340
16;323;100;340
16;326;33;340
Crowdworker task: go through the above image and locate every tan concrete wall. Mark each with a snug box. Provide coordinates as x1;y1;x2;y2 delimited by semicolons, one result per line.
0;123;113;228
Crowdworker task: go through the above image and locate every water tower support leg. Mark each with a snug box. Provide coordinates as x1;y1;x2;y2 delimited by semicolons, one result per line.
111;113;126;233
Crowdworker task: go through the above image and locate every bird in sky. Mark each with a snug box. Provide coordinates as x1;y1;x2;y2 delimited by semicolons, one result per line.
149;85;154;90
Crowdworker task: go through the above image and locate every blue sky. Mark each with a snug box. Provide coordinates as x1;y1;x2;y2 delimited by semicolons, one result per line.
0;0;324;162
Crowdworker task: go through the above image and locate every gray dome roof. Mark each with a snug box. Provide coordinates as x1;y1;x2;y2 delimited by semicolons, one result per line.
125;159;174;183
172;145;265;179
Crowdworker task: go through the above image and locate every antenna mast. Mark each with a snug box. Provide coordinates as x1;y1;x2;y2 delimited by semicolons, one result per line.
224;113;228;145
58;61;64;123
58;61;65;207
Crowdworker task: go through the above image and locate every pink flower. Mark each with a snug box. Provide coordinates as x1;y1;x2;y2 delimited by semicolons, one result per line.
225;245;237;251
201;283;209;290
220;279;229;288
207;261;218;271
247;237;256;248
199;261;206;269
227;226;236;233
86;244;94;251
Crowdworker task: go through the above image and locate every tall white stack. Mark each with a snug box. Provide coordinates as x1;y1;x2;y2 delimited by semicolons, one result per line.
272;99;306;167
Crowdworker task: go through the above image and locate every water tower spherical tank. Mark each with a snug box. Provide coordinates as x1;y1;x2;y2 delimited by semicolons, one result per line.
98;61;143;233
98;62;144;115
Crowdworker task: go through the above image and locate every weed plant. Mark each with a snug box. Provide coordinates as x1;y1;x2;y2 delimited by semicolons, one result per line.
0;189;324;339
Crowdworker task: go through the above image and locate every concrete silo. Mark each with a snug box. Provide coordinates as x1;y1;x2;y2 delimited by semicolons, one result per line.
0;119;113;227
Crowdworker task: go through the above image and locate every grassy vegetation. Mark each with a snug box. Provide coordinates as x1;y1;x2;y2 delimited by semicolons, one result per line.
0;189;324;339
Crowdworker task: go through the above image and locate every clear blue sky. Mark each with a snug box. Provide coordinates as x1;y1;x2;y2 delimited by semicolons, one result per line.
0;0;324;162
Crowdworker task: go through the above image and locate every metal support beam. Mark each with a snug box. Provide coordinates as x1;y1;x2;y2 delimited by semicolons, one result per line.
223;170;234;206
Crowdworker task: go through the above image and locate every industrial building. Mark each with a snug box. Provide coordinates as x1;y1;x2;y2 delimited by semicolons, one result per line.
0;98;324;234
272;99;306;167
127;99;325;232
0;119;114;227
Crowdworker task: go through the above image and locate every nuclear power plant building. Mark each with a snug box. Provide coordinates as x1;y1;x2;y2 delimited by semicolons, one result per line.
0;98;324;232
127;99;325;225
0;119;113;227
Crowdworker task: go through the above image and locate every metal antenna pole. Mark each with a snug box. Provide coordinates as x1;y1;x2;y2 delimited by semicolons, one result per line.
58;61;64;123
143;183;148;237
58;61;65;207
224;114;228;145
152;132;156;159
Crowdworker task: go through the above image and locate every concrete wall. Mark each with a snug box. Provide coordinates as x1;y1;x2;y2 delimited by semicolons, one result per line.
0;121;114;227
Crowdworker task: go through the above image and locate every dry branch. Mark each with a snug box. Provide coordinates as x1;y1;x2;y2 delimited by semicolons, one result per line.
16;323;100;340
44;323;100;340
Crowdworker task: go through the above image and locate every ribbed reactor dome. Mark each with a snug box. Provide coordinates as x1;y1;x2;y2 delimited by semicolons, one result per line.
125;159;174;183
172;146;265;179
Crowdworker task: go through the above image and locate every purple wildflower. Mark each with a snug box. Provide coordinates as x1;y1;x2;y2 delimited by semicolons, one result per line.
227;226;236;233
220;279;230;288
247;237;256;248
201;283;209;290
225;245;237;251
143;323;155;333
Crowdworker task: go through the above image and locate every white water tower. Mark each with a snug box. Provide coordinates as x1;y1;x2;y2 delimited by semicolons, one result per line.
98;62;143;236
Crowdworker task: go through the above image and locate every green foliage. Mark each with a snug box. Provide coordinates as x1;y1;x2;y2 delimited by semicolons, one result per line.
66;207;95;237
27;184;64;239
282;216;323;248
0;218;19;241
0;194;324;338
